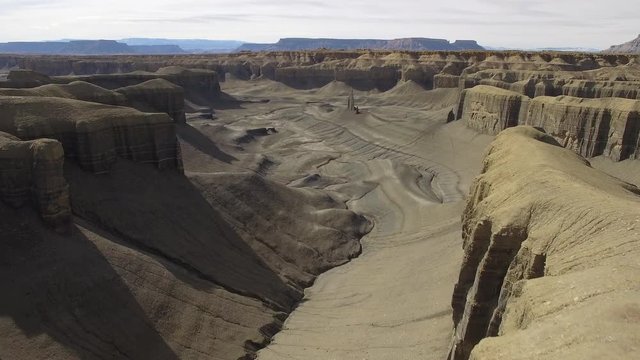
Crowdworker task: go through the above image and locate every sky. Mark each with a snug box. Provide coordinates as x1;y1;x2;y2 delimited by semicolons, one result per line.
0;0;638;49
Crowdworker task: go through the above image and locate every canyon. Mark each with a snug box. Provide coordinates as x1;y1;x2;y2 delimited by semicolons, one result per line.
0;50;639;360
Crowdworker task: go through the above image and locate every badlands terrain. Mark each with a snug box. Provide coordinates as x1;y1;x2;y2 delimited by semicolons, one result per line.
0;50;639;360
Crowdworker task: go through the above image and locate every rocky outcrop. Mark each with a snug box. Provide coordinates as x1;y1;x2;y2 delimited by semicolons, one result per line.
460;71;640;101
0;81;127;105
0;132;70;231
449;126;640;360
560;80;640;100
54;66;221;106
0;69;55;88
456;85;640;161
434;74;461;89
0;78;188;122
273;65;401;90
523;96;640;161
116;79;186;123
1;51;637;97
0;96;183;174
154;66;221;102
603;34;640;54
457;85;529;135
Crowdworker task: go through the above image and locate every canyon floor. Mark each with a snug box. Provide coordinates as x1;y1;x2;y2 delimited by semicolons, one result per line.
187;78;493;359
3;51;640;359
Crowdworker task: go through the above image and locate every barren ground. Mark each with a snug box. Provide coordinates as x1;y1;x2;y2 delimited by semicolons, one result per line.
183;78;493;359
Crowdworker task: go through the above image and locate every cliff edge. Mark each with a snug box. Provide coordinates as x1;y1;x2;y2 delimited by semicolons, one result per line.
449;126;640;359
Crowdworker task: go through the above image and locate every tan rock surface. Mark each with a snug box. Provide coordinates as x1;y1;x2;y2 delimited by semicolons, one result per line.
449;126;640;360
1;52;640;360
0;96;182;173
457;85;529;135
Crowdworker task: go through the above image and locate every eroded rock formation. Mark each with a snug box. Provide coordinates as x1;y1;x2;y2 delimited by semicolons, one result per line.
0;96;183;174
116;78;186;123
2;51;636;94
0;80;127;105
604;34;640;54
0;132;70;231
456;84;640;161
450;126;640;360
457;85;529;135
524;96;640;160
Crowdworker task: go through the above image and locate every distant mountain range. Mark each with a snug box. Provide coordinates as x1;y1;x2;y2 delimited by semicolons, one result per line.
6;37;636;55
0;40;186;55
120;38;245;53
603;34;640;53
484;46;602;53
236;38;484;51
0;37;486;55
0;39;244;55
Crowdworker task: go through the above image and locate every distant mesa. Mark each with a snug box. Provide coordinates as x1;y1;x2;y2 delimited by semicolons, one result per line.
0;40;187;55
121;38;245;53
0;37;485;55
603;34;640;54
235;37;485;52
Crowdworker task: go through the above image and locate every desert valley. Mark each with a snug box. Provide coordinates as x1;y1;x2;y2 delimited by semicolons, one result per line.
1;33;640;360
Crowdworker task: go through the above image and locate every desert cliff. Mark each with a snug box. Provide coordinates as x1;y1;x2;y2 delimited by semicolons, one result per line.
450;126;640;360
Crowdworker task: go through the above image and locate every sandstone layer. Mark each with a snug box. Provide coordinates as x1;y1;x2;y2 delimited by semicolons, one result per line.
0;80;127;105
1;52;639;360
116;79;187;123
524;96;640;161
449;126;640;360
0;96;183;174
2;52;637;95
457;85;529;135
0;62;373;359
0;132;70;231
457;85;640;161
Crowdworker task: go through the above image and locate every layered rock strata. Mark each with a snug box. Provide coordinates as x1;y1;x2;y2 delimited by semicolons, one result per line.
0;96;182;174
457;85;640;160
449;126;640;360
0;132;70;230
2;52;637;97
524;96;640;161
0;80;127;105
457;85;529;135
116;78;186;123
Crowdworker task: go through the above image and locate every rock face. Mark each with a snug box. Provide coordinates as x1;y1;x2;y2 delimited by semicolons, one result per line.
434;74;461;89
274;65;401;90
0;132;70;231
450;126;640;360
0;81;127;106
116;79;186;123
0;96;183;174
55;66;221;106
456;85;640;161
524;96;640;161
457;85;529;135
0;69;54;88
1;51;637;95
603;34;640;54
0;78;187;123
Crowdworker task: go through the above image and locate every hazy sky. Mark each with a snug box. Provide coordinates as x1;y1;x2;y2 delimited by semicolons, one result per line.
0;0;638;49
